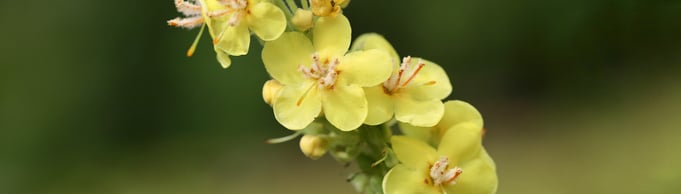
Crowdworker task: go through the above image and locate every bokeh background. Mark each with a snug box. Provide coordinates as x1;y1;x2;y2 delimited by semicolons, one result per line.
2;0;681;193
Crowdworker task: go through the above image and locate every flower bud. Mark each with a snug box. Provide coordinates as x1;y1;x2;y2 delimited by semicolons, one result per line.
299;135;328;160
310;0;342;17
262;79;282;106
292;9;314;31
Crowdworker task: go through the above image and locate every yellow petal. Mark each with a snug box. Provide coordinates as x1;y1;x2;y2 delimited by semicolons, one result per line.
394;96;444;127
437;100;483;134
201;0;226;38
350;33;400;64
272;82;321;130
437;123;483;165
363;85;394;125
321;84;366;131
443;149;498;194
262;32;315;85
337;49;393;87
313;14;351;59
382;165;440;194
214;22;250;56
390;136;436;169
398;122;436;146
215;48;232;69
247;2;286;41
400;58;452;101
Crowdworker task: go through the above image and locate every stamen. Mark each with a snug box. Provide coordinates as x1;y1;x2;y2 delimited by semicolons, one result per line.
207;9;231;18
429;156;463;186
213;32;223;45
227;12;242;26
400;61;425;87
394;56;411;89
212;0;249;26
175;0;203;16
167;16;205;29
298;53;341;89
186;24;206;57
296;83;316;106
382;56;428;93
424;81;437;86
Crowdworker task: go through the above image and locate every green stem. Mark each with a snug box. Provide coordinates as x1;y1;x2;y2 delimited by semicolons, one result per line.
300;0;309;9
286;0;299;11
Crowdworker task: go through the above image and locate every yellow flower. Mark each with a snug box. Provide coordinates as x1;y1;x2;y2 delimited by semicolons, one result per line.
168;0;285;68
382;128;497;194
351;33;452;127
203;0;286;63
400;100;484;146
262;15;392;131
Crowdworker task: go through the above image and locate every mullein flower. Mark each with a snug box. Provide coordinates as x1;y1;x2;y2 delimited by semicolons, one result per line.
351;33;452;127
204;0;286;56
400;100;483;146
383;127;497;194
262;15;392;131
168;0;286;68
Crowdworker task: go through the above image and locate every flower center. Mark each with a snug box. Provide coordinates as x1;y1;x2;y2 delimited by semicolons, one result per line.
208;0;249;26
383;56;432;94
298;53;341;89
429;156;463;186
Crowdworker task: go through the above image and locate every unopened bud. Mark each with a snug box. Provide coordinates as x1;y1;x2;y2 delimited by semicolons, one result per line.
299;135;327;160
292;9;314;31
310;0;342;17
262;79;282;106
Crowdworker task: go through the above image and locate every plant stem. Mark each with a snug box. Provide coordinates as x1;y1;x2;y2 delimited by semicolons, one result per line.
300;0;309;9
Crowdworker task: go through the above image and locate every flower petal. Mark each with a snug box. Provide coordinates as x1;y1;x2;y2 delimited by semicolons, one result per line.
390;136;437;169
272;82;321;130
382;165;440;194
247;2;286;41
398;122;436;146
262;32;315;85
400;58;452;101
215;48;231;69
363;85;394;125
313;14;351;59
437;123;483;165
443;149;498;194
321;84;367;131
394;96;444;127
350;33;400;64
437;100;483;133
201;0;227;37
214;22;250;56
337;49;393;87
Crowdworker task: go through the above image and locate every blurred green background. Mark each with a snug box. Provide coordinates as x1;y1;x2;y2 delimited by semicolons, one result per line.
2;0;681;193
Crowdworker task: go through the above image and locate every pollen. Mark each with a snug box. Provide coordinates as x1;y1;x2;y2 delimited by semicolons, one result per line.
429;156;463;186
383;56;427;94
298;53;341;89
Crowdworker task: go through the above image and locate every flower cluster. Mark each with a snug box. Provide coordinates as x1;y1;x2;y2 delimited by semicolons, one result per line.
169;1;497;193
